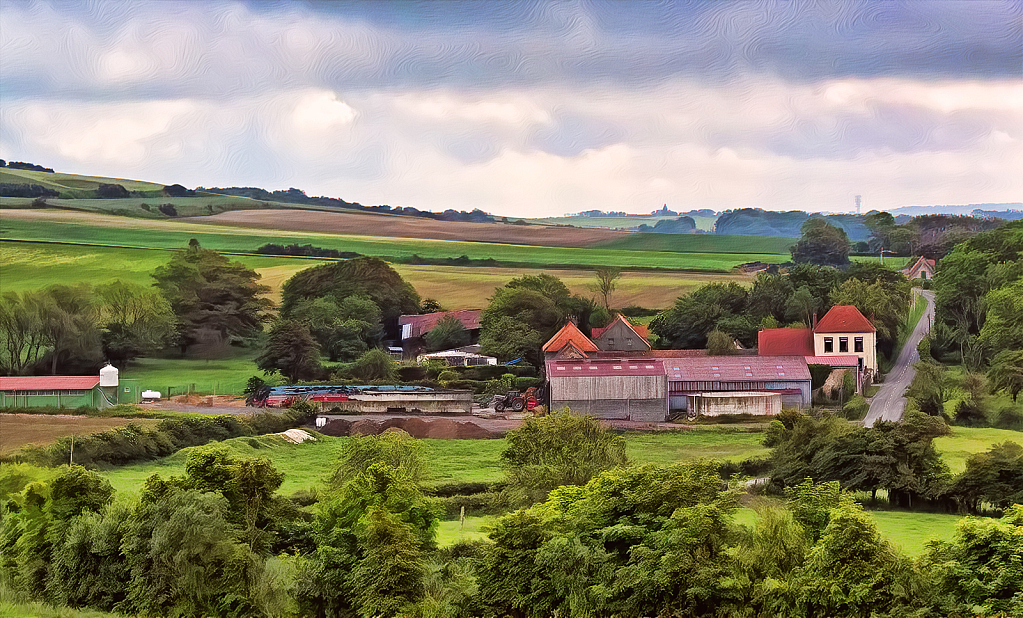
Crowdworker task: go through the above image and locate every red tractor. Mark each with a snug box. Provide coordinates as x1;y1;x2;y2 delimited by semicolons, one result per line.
490;391;526;412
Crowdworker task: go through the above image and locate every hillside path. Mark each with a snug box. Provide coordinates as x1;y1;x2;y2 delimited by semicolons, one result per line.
863;289;935;428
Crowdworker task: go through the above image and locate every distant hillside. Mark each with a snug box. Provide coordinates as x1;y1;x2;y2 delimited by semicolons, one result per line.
886;202;1023;217
713;208;870;241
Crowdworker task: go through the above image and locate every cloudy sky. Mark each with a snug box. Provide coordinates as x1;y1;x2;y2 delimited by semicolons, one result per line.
1;1;1020;217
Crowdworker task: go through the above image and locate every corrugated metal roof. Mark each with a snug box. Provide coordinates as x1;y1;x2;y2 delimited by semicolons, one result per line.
398;310;482;339
663;356;810;381
546;358;665;377
0;376;101;390
804;355;860;367
758;328;813;356
814;305;875;333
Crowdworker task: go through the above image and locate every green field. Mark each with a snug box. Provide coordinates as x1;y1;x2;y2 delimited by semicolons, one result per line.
125;348;261;397
99;428;771;496
595;232;793;254
731;505;962;557
0;167;165;196
0;213;787;271
934;426;1023;472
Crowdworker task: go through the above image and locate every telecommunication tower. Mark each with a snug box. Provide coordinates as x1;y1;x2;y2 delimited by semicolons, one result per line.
854;195;862;214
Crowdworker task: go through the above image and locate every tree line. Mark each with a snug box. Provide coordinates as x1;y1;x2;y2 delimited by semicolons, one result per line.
1;411;1020;617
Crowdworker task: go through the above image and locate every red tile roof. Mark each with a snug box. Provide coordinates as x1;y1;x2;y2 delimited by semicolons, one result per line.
546;358;666;377
543;322;599;353
758;328;814;356
398;310;482;339
649;349;709;357
663;356;810;382
814;305;875;333
0;376;100;391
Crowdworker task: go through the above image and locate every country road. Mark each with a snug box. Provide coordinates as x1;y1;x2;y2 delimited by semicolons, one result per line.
863;289;935;428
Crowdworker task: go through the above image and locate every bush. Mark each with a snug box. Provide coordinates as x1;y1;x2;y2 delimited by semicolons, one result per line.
437;370;460;383
843;394;869;421
397;366;428;381
620;305;658;317
514;377;539;390
808;364;833;390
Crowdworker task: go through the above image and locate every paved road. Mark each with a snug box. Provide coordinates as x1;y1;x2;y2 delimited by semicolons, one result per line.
863;289;935;428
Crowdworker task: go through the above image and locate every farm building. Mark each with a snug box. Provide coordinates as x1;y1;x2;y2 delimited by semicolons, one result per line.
419;345;497;366
757;304;878;388
541;317;804;420
663;356;811;411
546;358;667;422
398;309;482;356
0;365;140;409
902;256;936;280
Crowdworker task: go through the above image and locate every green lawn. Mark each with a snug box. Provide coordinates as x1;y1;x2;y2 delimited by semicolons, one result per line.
436;516;495;547
526;215;719;232
934;426;1023;472
124;348;262;396
731;506;963;557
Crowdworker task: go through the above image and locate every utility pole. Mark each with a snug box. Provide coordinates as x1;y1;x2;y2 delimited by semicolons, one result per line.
69;434;74;466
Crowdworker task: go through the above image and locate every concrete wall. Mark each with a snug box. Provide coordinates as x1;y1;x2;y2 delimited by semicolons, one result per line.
689;392;781;417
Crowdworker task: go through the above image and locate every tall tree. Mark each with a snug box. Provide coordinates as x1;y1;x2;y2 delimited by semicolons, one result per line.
424;315;470;352
96;281;176;365
38;284;103;374
0;290;46;375
790;218;851;268
152;241;271;354
589;267;621;311
650;282;749;349
256;319;321;383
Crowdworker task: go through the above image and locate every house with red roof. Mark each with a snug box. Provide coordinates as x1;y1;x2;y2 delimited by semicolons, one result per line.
398;309;483;356
758;303;878;381
901;256;936;280
591;314;652;354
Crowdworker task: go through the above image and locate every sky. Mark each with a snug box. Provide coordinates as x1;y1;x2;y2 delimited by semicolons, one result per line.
1;1;1020;218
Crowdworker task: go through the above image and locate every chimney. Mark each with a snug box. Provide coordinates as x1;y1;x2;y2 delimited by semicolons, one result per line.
812;312;818;329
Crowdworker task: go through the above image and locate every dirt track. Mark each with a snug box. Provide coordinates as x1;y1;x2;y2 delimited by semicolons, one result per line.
185;209;627;248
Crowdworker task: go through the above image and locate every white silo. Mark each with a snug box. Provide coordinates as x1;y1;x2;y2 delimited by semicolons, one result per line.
99;363;119;387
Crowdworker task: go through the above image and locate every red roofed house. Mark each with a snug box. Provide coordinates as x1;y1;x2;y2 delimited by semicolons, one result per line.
758;304;878;384
542;321;600;359
902;256;936;280
813;305;877;373
398;310;483;356
0;365;140;408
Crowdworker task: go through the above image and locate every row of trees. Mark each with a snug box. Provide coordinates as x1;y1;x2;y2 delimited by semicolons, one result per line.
1;240;274;376
3;411;1019;617
924;221;1023;416
649;262;911;357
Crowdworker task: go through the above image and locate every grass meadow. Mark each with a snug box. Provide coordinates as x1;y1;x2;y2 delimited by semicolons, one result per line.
124;347;261;398
934;426;1023;472
0;211;788;271
526;215;720;232
596;233;794;254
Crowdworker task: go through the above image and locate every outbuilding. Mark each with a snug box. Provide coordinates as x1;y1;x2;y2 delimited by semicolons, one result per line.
0;365;140;409
663;356;811;411
546;357;667;422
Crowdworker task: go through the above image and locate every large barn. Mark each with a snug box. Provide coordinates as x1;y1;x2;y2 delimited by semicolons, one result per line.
0;365;140;409
662;356;812;411
546;357;667;422
541;317;810;420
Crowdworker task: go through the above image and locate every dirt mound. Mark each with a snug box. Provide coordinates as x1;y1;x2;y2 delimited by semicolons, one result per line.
322;416;500;439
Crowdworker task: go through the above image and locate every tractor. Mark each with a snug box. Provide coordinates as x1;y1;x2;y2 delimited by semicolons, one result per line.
490;390;526;412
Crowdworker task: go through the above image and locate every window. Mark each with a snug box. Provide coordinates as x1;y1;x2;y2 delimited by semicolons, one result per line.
608;338;614;347
839;337;848;353
626;337;633;347
854;337;864;353
824;337;833;353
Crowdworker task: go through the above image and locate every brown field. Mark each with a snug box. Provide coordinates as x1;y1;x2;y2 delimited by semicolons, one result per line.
253;263;750;309
0;414;161;455
251;262;750;309
187;209;627;248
